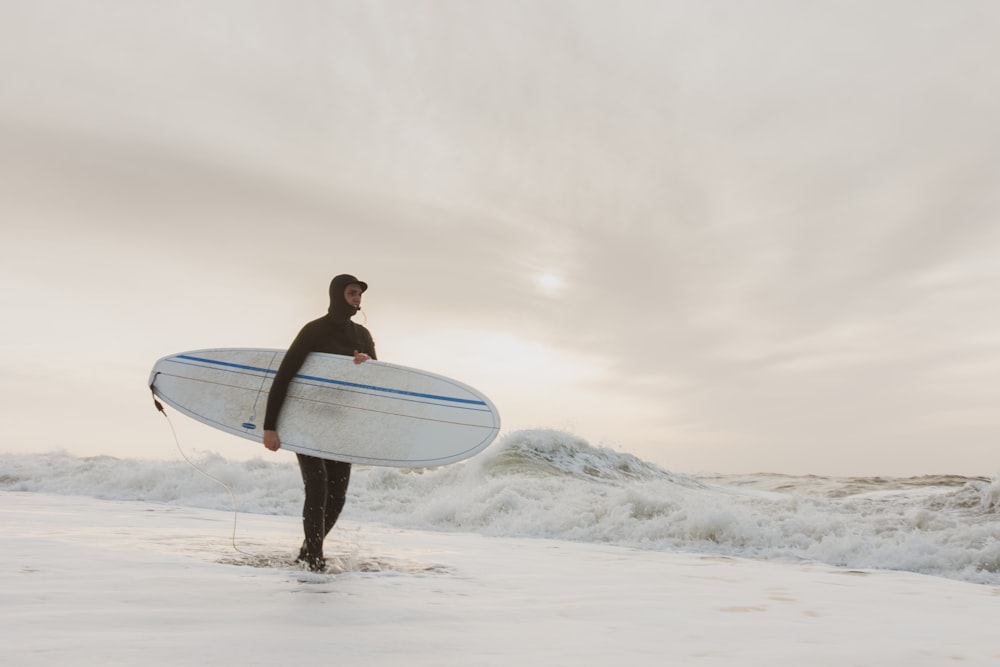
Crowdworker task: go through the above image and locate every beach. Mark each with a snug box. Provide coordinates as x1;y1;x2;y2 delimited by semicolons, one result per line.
3;432;999;665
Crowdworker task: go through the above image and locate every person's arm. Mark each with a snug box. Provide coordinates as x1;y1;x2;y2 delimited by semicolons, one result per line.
262;325;315;450
354;326;377;362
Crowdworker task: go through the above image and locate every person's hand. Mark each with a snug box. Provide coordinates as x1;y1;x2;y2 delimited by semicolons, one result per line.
353;350;371;365
263;429;281;451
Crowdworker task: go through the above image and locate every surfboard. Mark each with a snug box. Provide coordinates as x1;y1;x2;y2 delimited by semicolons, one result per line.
148;348;501;467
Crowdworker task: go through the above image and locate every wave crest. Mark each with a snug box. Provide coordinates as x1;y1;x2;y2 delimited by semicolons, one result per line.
472;429;686;484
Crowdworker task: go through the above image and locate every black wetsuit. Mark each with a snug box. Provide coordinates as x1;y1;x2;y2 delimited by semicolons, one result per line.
263;274;376;568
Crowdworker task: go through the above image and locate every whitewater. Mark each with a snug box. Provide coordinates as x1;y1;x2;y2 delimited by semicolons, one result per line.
4;429;1000;666
4;429;999;585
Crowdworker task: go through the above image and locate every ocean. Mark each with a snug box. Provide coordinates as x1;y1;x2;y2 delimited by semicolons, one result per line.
3;428;998;586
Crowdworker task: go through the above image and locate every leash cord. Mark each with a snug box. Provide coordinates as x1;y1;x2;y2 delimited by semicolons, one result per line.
150;382;252;557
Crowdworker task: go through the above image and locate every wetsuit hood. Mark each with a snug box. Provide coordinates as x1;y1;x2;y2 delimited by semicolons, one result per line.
328;274;368;320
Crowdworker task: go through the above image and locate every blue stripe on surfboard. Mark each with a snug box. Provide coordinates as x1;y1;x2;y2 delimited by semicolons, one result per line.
163;356;493;418
174;354;488;406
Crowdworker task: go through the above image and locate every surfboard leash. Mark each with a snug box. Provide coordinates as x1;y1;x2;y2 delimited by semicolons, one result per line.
149;378;253;558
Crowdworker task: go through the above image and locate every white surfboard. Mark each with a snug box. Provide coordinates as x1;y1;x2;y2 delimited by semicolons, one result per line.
148;348;501;467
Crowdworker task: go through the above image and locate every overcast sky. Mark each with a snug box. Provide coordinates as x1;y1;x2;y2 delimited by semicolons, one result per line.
2;0;998;476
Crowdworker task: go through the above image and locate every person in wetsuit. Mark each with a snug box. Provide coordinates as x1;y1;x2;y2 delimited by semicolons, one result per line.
262;274;377;571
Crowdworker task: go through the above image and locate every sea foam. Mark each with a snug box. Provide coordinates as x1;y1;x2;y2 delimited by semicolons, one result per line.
2;429;998;584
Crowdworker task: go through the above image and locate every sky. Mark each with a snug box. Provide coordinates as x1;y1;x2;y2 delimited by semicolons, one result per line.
1;0;998;476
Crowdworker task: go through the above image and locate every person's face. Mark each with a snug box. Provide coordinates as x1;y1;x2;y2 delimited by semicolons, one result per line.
343;284;364;309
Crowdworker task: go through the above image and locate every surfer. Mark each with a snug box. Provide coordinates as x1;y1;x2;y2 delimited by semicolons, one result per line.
262;274;377;571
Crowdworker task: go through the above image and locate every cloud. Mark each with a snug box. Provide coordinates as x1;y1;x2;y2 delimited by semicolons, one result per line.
2;1;999;475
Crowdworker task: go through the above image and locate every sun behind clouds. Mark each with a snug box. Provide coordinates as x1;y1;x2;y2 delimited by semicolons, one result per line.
535;272;565;296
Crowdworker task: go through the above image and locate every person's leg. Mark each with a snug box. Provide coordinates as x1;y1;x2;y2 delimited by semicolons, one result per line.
296;453;328;569
322;460;352;537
